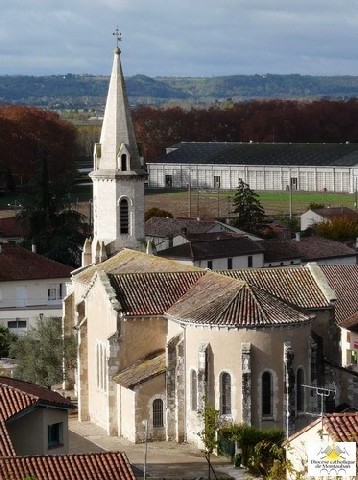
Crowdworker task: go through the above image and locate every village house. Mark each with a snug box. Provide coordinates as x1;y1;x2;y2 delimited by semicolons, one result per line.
0;376;136;480
300;205;358;231
286;412;358;480
0;242;72;335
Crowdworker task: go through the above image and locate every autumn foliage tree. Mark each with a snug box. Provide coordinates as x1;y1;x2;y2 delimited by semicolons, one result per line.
132;99;358;161
312;216;358;242
0;106;78;191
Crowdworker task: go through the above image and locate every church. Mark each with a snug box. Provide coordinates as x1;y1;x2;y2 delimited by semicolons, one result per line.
64;42;358;446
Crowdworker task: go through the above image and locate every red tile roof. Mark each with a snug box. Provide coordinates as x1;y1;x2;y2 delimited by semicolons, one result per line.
0;452;136;480
222;265;330;309
323;412;358;442
312;206;358;219
145;216;218;237
109;271;205;315
320;265;358;324
167;272;311;328
261;236;357;263
0;217;28;238
288;412;358;443
0;377;74;456
157;235;263;261
0;243;72;281
74;248;201;284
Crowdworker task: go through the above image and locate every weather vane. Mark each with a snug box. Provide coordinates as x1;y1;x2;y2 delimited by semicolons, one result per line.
113;27;122;48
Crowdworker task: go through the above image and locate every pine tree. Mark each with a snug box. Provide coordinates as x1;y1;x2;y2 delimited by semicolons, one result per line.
232;179;265;232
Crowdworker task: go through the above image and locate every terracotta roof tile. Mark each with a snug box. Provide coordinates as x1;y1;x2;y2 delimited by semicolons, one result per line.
167;272;311;328
320;265;358;324
114;351;166;388
74;248;201;284
157;236;263;261
0;377;74;457
109;271;205;315
339;311;358;331
0;243;72;281
261;237;357;263
312;206;358;219
221;265;330;309
0;452;136;480
145;216;217;237
323;412;358;442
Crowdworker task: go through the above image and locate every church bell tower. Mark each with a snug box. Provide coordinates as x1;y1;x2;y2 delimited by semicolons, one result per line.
85;32;146;264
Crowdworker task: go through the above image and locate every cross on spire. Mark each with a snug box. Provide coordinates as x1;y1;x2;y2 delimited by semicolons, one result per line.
113;27;122;48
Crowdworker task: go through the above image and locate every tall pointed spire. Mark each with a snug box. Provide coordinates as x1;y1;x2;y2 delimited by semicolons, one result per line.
96;44;142;172
86;38;146;264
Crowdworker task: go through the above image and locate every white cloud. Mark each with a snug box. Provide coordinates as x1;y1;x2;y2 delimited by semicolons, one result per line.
0;0;358;76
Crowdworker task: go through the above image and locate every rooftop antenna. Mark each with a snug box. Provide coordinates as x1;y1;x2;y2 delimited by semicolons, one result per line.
113;26;122;48
301;383;336;433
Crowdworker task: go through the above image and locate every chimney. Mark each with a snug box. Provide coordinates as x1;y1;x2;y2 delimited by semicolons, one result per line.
295;232;301;242
32;244;36;253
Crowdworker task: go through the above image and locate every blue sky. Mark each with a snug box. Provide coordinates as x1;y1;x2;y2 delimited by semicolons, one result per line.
1;0;358;77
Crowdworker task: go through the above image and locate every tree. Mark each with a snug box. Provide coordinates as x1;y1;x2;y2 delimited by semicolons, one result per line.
0;325;16;358
18;144;88;267
312;216;358;242
144;207;173;221
232;179;266;233
198;403;220;480
9;317;77;388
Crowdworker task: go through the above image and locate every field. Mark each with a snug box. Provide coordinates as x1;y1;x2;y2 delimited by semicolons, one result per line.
144;189;358;219
1;188;357;221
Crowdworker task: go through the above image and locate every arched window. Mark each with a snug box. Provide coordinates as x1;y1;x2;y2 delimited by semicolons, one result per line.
191;370;198;411
152;399;164;428
296;368;304;412
120;199;129;234
262;371;272;416
220;372;231;415
121;154;127;171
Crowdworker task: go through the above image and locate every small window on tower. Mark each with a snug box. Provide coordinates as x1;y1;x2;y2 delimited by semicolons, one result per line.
121;154;127;171
120;199;129;234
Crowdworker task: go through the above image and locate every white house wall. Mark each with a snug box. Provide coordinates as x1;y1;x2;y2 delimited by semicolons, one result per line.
148;164;358;193
0;278;68;333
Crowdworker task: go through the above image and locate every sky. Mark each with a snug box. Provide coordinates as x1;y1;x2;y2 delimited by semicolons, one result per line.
1;0;358;78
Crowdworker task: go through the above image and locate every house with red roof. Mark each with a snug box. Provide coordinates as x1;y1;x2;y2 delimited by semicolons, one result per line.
301;206;358;231
286;412;358;479
0;376;136;480
0;243;72;335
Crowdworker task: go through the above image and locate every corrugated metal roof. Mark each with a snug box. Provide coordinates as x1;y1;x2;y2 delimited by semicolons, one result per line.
109;271;205;315
167;272;311;328
0;452;136;480
221;265;330;309
149;142;358;167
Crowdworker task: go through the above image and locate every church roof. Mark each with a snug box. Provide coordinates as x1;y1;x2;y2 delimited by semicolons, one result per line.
0;243;72;281
320;265;358;325
150;142;358;167
113;350;166;388
73;248;201;284
221;265;331;310
166;272;311;328
109;271;205;315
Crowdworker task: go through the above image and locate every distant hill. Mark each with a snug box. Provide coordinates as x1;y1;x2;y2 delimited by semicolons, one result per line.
1;73;358;110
